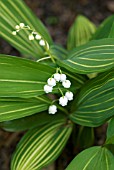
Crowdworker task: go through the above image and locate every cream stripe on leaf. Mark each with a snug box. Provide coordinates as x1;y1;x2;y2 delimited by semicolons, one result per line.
66;146;114;170
0;55;55;98
58;39;114;74
11;121;73;170
70;70;114;127
0;0;53;58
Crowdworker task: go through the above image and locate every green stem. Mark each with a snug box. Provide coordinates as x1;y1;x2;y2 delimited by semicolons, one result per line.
58;87;64;96
36;56;51;62
51;99;59;104
46;49;56;64
35;96;69;116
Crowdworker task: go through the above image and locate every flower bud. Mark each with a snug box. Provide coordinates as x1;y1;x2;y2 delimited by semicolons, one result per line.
62;80;71;88
59;96;68;106
47;78;56;87
60;74;66;82
48;105;57;114
65;91;73;101
44;84;53;93
54;73;61;82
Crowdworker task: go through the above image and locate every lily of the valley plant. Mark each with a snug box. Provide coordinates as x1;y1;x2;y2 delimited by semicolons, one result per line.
0;0;114;170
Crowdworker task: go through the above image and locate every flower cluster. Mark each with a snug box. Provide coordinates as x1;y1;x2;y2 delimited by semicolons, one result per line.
12;23;49;50
44;69;73;114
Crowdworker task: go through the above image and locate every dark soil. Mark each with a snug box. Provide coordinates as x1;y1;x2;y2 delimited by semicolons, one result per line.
0;0;113;169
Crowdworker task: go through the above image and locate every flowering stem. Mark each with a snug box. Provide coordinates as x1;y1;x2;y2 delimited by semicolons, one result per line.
46;49;56;64
58;87;64;97
35;96;68;116
13;23;56;64
51;99;59;104
59;68;62;74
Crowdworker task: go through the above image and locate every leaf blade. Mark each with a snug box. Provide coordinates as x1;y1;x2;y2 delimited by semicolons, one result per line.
0;97;50;122
66;146;114;170
0;55;55;98
92;15;114;39
11;121;73;170
0;111;66;132
67;15;96;50
58;39;114;74
70;70;114;126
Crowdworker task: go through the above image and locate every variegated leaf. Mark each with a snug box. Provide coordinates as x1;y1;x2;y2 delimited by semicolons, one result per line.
70;70;114;126
11;121;73;170
67;15;96;50
58;39;114;74
0;97;50;122
66;146;114;170
0;55;55;98
0;111;66;132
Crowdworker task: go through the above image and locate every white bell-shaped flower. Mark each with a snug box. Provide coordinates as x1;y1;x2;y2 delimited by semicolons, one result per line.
44;84;53;93
54;73;61;82
12;31;17;35
48;105;57;114
35;34;41;40
60;74;66;82
29;34;34;40
65;91;73;101
15;25;20;30
39;39;45;46
47;78;56;87
59;96;68;106
62;80;71;88
19;23;25;28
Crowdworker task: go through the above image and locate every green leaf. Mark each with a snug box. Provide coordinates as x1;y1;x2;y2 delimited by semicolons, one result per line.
109;22;114;38
11;121;73;170
76;126;94;149
67;15;96;50
0;111;66;132
66;146;114;170
0;55;55;98
106;117;114;145
50;44;68;60
58;39;114;74
0;97;50;122
92;15;114;39
0;0;53;58
70;70;114;127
